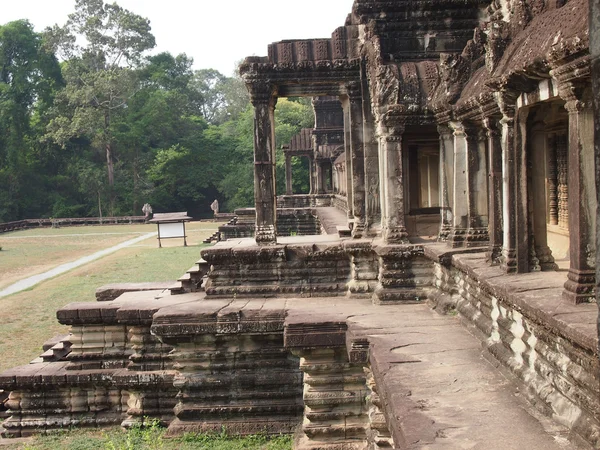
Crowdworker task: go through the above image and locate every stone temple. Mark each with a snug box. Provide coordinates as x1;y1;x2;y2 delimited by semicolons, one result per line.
1;0;600;448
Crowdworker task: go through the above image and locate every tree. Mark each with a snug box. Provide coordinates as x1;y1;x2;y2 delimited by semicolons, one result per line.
0;20;62;221
190;68;227;124
44;0;155;213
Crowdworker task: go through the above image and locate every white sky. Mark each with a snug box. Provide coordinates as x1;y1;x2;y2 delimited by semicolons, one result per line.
2;0;356;76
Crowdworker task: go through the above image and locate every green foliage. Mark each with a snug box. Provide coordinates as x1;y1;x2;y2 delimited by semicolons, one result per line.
0;1;315;222
13;424;293;450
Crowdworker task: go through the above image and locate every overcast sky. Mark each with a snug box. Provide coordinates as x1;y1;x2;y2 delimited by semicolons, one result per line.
3;0;356;76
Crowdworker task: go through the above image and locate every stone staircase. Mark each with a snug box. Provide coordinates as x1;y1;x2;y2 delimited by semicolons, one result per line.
169;258;210;295
30;335;72;364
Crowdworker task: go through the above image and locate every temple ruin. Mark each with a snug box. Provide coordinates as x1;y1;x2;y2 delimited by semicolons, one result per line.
1;0;600;448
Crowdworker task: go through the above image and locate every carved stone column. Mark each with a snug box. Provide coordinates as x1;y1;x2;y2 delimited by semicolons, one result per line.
285;153;293;195
437;124;453;242
249;82;278;245
559;82;596;303
379;116;408;244
448;121;468;247
496;90;519;273
483;117;503;264
347;83;366;237
515;108;530;272
547;133;559;226
465;126;489;247
362;88;380;236
308;156;314;195
592;0;600;324
341;95;354;220
316;160;324;194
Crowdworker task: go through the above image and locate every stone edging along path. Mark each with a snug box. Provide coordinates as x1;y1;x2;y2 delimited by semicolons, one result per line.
0;232;157;299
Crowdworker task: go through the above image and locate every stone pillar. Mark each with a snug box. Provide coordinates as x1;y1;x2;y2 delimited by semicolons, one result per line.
362;89;380;236
316;160;324;194
249;82;278;245
347;83;366;237
496;90;519;273
515;108;530;272
308;157;314;195
448;121;468;247
560;83;596;303
341;95;354;220
465;126;489;247
591;0;600;338
437;125;453;241
379;118;408;244
285;153;293;195
483;117;503;264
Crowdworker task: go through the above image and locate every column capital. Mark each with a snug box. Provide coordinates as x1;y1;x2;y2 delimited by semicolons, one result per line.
493;88;519;121
436;123;453;138
448;121;466;137
345;81;362;100
482;117;501;138
247;81;278;106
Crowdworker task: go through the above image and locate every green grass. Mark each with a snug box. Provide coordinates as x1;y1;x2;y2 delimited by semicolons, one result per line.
2;422;292;450
0;222;224;371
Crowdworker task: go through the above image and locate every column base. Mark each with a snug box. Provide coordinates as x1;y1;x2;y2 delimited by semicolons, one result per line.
255;225;277;245
562;268;595;304
448;227;468;248
465;227;489;248
437;223;452;242
535;245;558;271
384;226;409;244
486;244;502;266
500;248;517;274
352;218;365;239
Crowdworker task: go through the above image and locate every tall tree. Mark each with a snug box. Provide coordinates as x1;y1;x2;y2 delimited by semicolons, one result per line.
44;0;155;213
0;20;62;221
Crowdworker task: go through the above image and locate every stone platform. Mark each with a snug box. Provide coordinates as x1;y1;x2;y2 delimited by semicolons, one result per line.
0;239;598;448
0;291;589;448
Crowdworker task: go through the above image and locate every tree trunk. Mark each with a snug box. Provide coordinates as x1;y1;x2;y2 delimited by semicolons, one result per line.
104;110;115;216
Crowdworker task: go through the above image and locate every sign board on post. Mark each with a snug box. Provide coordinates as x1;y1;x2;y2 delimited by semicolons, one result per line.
149;212;191;248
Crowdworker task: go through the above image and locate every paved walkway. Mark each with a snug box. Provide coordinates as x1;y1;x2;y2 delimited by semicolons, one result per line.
0;232;156;298
315;207;349;234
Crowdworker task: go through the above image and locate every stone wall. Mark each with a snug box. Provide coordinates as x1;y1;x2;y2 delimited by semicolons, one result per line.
427;248;600;446
219;207;322;241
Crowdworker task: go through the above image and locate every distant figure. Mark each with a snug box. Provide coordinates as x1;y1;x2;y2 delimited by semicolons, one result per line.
210;199;219;216
142;203;153;222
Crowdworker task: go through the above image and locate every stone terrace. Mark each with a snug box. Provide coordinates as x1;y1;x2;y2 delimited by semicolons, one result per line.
1;240;597;448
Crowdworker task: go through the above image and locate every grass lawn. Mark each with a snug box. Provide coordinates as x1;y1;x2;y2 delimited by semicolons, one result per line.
0;221;223;371
0;224;154;291
0;423;293;449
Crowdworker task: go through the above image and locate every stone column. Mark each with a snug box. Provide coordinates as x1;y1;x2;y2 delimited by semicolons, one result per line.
496;90;519;273
379;117;408;244
362;90;380;236
560;83;596;303
347;83;366;237
249;82;278;245
285;153;293;195
591;0;600;331
341;95;354;220
483;117;503;264
316;160;324;194
515;109;530;272
448;121;468;247
437;125;453;241
308;157;314;195
465;126;489;247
